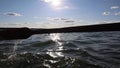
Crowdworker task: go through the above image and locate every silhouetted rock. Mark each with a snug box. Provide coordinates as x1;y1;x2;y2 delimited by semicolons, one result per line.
0;27;32;40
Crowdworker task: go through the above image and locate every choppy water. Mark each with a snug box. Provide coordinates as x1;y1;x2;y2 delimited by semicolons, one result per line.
0;31;120;68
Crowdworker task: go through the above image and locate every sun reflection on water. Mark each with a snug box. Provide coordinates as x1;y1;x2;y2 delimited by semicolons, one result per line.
47;33;64;58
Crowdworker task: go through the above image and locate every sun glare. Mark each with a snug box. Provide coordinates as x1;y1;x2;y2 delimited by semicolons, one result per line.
44;0;62;9
51;0;61;7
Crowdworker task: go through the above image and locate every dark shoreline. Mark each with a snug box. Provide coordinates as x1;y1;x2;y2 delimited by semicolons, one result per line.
0;23;120;40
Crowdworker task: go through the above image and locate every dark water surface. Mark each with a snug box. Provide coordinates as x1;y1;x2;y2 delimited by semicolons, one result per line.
0;31;120;68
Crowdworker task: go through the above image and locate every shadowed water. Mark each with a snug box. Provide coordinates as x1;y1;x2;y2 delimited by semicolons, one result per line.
0;31;120;68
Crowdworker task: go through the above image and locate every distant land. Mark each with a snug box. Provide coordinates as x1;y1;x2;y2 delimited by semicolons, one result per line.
0;22;120;40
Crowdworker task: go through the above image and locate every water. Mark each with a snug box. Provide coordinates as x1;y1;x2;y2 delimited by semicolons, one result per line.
0;31;120;68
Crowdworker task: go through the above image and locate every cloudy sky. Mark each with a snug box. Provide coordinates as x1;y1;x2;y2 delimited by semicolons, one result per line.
0;0;120;28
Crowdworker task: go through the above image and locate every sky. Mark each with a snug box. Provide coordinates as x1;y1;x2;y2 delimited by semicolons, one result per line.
0;0;120;28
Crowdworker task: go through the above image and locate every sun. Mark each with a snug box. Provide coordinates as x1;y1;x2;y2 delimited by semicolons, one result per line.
51;0;62;7
44;0;62;9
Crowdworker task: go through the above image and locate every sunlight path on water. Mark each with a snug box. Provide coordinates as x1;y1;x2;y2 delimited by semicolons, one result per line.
47;33;64;58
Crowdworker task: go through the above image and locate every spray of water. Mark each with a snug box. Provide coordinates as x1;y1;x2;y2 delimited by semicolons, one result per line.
8;40;23;60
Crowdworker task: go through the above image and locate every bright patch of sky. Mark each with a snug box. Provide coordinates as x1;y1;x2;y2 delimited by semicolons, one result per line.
0;0;120;28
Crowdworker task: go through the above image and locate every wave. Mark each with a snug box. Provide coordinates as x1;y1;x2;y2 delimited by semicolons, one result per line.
0;32;120;68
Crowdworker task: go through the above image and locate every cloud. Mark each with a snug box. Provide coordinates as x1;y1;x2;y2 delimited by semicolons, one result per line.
102;20;120;24
102;12;110;16
65;20;75;23
110;6;119;9
46;17;76;23
33;16;41;19
60;18;69;20
54;6;70;10
103;11;120;16
115;12;120;16
4;12;22;16
47;17;70;21
44;17;88;28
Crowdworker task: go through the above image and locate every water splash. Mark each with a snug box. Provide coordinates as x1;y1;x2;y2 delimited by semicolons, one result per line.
13;40;23;54
8;40;23;60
